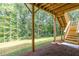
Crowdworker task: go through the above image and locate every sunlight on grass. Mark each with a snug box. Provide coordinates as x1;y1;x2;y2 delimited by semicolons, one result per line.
0;36;61;56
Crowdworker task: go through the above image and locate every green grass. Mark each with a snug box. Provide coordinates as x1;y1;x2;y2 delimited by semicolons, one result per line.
2;36;60;56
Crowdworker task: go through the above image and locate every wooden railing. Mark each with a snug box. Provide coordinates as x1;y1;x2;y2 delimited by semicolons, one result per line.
70;20;78;26
64;21;70;33
71;20;79;33
64;20;78;39
77;21;79;33
64;21;71;39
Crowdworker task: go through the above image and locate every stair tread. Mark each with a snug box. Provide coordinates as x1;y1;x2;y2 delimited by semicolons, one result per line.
64;40;79;45
66;38;79;41
66;36;77;38
65;39;79;43
66;38;78;39
67;35;78;37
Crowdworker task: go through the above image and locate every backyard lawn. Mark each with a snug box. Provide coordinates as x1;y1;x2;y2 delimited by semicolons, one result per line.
0;36;61;56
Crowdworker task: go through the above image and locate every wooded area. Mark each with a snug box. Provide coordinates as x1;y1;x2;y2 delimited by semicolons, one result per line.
0;4;60;43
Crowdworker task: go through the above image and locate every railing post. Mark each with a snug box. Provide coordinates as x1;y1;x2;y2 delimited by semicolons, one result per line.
77;20;79;33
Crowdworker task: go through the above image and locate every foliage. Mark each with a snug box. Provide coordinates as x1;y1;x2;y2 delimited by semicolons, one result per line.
0;3;60;43
68;9;79;21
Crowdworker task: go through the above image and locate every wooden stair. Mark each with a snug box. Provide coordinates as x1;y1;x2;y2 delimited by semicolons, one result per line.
65;26;79;45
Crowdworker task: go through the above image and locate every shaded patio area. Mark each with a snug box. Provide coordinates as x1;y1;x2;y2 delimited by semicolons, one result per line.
23;42;79;56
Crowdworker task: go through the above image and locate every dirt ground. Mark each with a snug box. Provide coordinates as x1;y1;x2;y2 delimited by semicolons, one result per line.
23;42;79;56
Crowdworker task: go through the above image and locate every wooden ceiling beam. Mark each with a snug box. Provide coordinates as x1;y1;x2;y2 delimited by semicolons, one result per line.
49;4;66;11
56;4;79;15
55;4;79;13
45;3;61;11
60;17;65;27
56;13;67;27
34;3;38;6
61;16;67;27
56;13;66;27
39;3;47;8
34;3;79;20
57;17;63;27
45;4;54;10
34;4;53;15
55;13;64;17
50;4;69;13
43;4;51;9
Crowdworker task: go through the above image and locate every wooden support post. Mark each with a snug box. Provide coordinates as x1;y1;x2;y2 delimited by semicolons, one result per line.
53;15;57;42
60;27;63;41
61;27;65;41
32;4;35;52
59;16;65;41
24;3;39;52
62;27;65;41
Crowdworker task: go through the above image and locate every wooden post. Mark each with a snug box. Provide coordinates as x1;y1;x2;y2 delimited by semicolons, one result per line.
60;16;65;41
60;27;63;41
32;4;35;52
53;15;56;42
62;27;65;41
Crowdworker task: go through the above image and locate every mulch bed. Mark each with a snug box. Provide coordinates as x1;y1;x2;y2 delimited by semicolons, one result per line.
22;42;79;56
